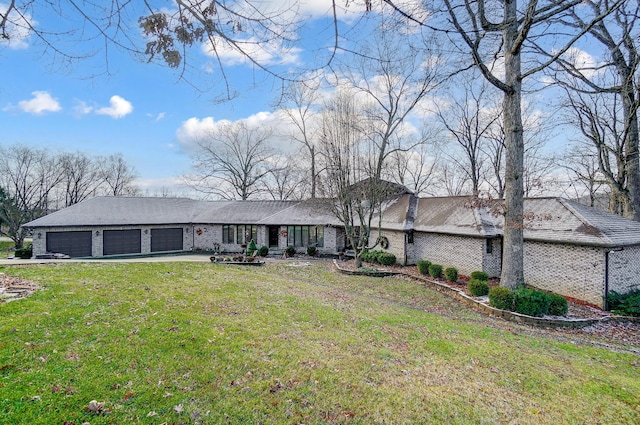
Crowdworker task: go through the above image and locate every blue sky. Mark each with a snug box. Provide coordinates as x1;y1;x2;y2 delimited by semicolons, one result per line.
0;1;374;195
0;1;609;199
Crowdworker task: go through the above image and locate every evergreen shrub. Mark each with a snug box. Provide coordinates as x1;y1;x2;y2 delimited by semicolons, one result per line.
513;287;551;317
444;267;458;282
428;264;443;279
257;245;269;257
470;271;489;281
547;293;569;316
468;279;489;296
488;286;514;310
417;260;431;275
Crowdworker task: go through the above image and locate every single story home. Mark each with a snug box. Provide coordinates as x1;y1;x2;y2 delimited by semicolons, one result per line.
23;192;640;308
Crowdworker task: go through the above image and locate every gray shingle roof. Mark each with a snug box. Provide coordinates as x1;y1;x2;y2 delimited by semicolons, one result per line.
508;198;640;247
410;196;495;237
23;197;203;227
23;195;640;248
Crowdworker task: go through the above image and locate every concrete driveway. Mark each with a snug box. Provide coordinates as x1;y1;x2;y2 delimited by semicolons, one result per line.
0;253;216;266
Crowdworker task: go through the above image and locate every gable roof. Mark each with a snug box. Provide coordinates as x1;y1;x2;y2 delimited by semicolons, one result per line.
508;197;640;247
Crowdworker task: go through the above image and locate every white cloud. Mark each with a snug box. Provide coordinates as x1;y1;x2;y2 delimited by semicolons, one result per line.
73;100;94;116
202;37;302;67
0;3;35;49
17;91;61;114
176;111;290;152
95;95;133;119
561;47;601;79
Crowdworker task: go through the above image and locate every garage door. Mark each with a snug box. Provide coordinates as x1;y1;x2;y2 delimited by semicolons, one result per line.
151;228;184;252
103;229;141;256
46;231;92;258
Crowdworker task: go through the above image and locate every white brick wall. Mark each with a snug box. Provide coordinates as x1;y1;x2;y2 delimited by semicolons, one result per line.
523;241;605;307
608;245;640;295
412;233;486;276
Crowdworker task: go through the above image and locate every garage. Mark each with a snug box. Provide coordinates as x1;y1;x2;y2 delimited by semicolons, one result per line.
46;231;92;257
151;228;184;252
103;229;141;256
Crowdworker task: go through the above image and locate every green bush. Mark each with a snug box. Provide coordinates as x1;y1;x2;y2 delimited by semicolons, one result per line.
444;267;458;282
489;286;514;310
377;252;396;266
285;245;296;257
307;245;317;256
513;287;551;317
417;260;431;275
257;245;269;257
360;250;374;263
547;293;569;316
13;245;33;260
246;240;257;256
468;279;489;296
470;271;489;281
428;264;443;279
608;290;640;317
14;245;32;259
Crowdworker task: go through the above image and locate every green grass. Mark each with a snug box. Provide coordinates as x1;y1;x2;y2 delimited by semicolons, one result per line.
0;240;14;253
1;262;639;424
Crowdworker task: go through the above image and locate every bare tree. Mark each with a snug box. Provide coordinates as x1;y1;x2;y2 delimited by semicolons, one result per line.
186;121;276;200
58;151;102;207
318;89;382;267
435;76;500;194
562;88;630;215
280;79;322;198
386;132;440;196
262;156;307;201
433;0;620;288
341;25;442;180
553;0;640;220
0;145;63;247
99;153;139;197
558;146;607;207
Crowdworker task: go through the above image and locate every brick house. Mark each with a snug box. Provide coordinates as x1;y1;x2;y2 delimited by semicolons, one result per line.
23;193;640;308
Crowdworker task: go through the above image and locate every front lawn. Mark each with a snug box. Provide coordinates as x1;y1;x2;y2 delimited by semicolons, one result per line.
1;262;638;424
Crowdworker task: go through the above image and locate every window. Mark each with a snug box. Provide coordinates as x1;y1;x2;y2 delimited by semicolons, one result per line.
236;225;257;244
486;238;493;254
222;225;235;244
287;226;324;247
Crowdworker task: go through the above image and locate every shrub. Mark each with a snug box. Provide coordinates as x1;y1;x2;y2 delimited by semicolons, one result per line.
547;293;569;316
377;252;396;266
360;250;374;263
428;264;443;279
417;260;431;275
307;245;317;256
246;240;257;256
468;279;489;296
14;245;32;259
513;287;551;317
285;245;296;257
257;245;269;257
608;290;640;317
470;271;489;281
489;286;514;310
444;267;458;282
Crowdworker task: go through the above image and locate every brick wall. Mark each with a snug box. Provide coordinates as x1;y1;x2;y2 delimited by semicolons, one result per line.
482;238;502;278
380;230;407;264
608;245;640;295
412;233;485;276
523;241;605;307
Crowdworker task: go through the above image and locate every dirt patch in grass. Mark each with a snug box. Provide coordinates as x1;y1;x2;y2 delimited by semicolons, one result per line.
0;272;39;302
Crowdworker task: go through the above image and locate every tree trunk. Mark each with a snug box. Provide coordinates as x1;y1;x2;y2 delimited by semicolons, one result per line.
622;83;640;221
500;0;525;289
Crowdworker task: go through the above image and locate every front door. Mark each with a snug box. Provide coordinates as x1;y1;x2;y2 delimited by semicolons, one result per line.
268;226;280;247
